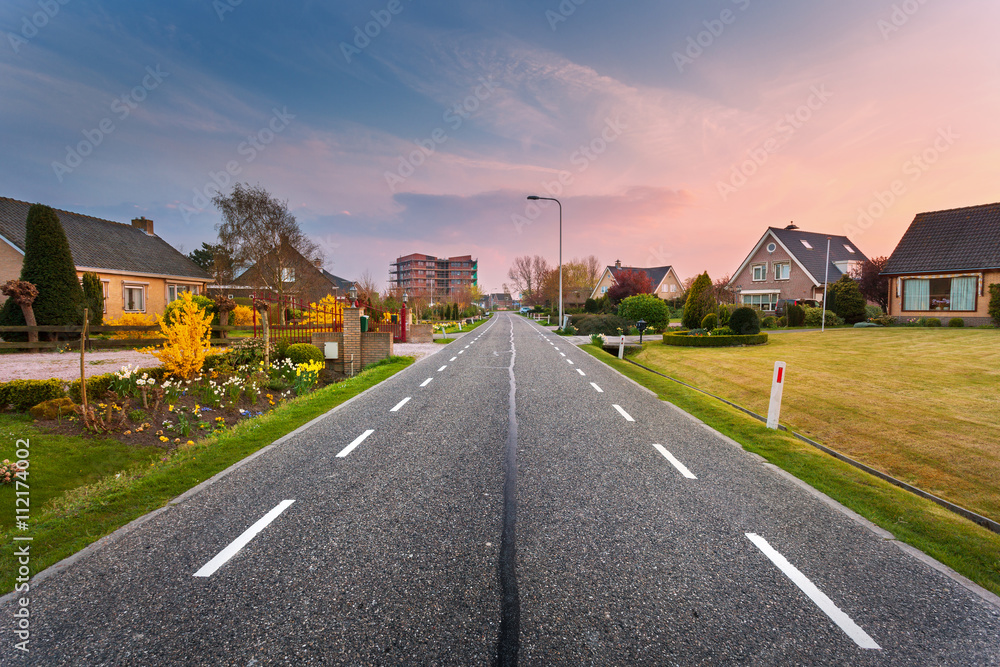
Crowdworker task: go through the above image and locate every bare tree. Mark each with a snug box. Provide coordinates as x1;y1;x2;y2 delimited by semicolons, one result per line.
355;269;380;307
213;183;320;299
581;255;602;291
507;256;535;302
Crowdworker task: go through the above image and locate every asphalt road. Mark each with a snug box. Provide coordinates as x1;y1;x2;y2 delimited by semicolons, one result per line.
4;313;999;665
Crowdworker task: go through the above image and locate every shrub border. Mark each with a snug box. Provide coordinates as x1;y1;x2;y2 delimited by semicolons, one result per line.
662;332;768;347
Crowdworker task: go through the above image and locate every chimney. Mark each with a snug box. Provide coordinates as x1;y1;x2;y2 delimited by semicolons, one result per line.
313;257;323;268
614;259;621;269
131;217;154;235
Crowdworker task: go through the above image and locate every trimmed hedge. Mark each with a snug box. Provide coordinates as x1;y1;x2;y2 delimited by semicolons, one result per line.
0;379;66;412
286;343;324;365
662;332;768;347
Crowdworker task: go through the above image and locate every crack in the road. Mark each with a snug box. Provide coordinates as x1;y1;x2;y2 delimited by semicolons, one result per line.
496;315;520;666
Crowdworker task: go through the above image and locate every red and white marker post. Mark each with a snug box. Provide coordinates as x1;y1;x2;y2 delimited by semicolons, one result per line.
767;361;787;430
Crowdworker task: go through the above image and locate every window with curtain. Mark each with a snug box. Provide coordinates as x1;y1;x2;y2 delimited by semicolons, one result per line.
903;279;929;310
949;276;976;311
903;277;977;311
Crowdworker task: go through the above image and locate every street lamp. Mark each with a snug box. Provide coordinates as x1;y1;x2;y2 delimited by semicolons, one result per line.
526;195;563;330
637;319;647;344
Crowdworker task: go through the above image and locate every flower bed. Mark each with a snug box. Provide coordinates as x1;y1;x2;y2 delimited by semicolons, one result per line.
662;331;768;347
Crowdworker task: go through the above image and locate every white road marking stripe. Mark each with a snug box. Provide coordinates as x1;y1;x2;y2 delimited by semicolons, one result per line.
421;377;433;387
590;382;604;393
560;353;566;357
567;359;574;365
577;369;586;376
194;500;295;577
613;405;635;422
337;429;375;458
450;357;457;361
652;445;697;479
438;365;447;372
390;397;411;412
554;347;559;350
745;533;881;650
459;350;465;354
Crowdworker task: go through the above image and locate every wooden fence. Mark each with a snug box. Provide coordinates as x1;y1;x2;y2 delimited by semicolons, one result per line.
0;324;256;351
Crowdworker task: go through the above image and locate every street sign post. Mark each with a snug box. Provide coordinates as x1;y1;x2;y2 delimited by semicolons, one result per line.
767;361;787;430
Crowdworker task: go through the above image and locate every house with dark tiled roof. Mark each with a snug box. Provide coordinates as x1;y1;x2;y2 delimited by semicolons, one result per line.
210;244;354;305
882;203;1000;325
727;225;868;312
589;261;683;302
0;197;211;318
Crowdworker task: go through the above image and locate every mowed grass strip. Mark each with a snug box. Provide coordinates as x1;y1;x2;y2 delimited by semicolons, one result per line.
635;328;1000;522
0;356;414;594
582;344;1000;597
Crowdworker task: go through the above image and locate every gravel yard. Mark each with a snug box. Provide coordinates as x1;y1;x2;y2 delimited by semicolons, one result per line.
0;343;443;383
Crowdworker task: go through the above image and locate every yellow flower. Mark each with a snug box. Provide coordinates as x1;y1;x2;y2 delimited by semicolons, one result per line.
159;436;169;442
123;430;132;435
168;405;174;412
186;440;194;446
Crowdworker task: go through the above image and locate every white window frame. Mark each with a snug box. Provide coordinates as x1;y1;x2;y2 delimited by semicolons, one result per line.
751;263;767;281
742;293;779;311
281;267;295;283
774;262;790;280
167;284;195;303
122;282;147;313
101;280;110;314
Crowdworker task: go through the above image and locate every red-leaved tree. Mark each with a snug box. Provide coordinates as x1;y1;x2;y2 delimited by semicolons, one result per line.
850;256;889;311
607;269;654;304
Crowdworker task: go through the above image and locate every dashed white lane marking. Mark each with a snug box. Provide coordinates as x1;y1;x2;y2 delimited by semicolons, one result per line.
577;369;586;376
390;397;411;412
450;357;457;362
560;352;566;357
567;359;574;365
652;444;697;479
459;350;465;354
613;405;635;422
438;365;447;372
194;500;295;577
337;429;375;458
554;347;559;350
590;382;604;393
745;533;881;650
465;345;470;349
420;378;434;387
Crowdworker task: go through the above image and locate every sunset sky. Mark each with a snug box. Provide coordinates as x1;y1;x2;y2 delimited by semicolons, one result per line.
2;0;998;294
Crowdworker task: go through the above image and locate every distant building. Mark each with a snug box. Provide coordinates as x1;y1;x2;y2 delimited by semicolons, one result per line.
590;260;683;302
389;253;478;302
485;292;514;310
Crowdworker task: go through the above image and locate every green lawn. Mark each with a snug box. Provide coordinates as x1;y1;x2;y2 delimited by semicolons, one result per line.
0;356;414;593
583;344;1000;597
635;328;1000;522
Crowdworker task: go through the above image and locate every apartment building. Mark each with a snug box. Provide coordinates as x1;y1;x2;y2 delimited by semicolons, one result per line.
388;253;478;302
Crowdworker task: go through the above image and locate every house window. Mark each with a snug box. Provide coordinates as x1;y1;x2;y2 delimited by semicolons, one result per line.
844;244;856;254
902;276;976;311
167;284;193;302
766;242;776;253
743;293;778;311
123;284;146;312
774;262;790;280
800;239;813;249
752;264;767;281
101;280;109;314
602;286;609;294
670;284;677;293
281;268;295;282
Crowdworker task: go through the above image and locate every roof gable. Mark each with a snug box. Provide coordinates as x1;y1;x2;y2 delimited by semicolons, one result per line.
0;197;210;280
882;202;1000;274
729;227;869;286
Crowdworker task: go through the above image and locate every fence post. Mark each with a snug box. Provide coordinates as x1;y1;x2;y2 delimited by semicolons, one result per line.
401;304;408;343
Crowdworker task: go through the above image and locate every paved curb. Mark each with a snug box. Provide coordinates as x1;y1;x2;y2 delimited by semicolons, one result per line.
0;354;430;606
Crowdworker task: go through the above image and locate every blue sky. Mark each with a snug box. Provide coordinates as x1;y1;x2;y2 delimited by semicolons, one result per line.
2;0;998;293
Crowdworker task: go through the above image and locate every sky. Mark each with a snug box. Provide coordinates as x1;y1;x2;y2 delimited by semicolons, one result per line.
2;0;998;295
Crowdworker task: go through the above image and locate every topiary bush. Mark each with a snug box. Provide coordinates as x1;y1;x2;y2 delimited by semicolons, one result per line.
682;272;716;329
828;275;867;324
286;343;324;365
761;315;777;329
717;304;731;326
662;331;768;347
0;379;66;412
701;313;718;331
989;284;1000;327
776;316;787;327
948;317;965;328
728;307;761;335
618;293;670;331
803;306;843;328
925;317;942;327
786;304;805;327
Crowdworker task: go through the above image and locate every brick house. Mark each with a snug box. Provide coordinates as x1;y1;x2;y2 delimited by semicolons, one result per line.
882;203;1000;325
589;261;683;302
213;245;354;305
727;225;868;312
0;197;211;318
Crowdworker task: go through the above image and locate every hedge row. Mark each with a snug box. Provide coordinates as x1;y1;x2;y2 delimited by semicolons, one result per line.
0;366;167;412
662;332;769;347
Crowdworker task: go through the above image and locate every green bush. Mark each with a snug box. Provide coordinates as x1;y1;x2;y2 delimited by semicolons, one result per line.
81;272;103;326
712;326;734;336
787;304;805;327
925;317;942;327
717;304;731;326
274;338;291;361
569;313;628;336
776;316;787;327
225;337;275;366
163;294;215;325
584;298;599;313
618;293;670;331
68;373;114;403
803;306;843;327
870;313;896;326
761;315;777;329
286;343;324;365
728;307;761;335
865;304;884;320
701;313;718;331
682;272;716;329
0;378;66;412
828;275;867;324
948;317;965;328
662;332;768;347
989;284;1000;327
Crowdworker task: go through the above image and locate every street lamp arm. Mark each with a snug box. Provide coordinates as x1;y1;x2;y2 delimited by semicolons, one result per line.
526;195;563;330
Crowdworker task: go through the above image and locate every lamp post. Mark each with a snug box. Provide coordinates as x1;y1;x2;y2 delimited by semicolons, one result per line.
637;319;647;344
821;236;831;332
526;195;563;329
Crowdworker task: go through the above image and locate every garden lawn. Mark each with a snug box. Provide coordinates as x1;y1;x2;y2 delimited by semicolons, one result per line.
635;328;1000;522
0;356;413;594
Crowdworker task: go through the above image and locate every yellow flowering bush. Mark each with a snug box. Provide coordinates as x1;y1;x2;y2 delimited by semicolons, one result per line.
105;313;159;339
232;304;254;326
293;359;325;393
152;292;212;380
302;295;344;325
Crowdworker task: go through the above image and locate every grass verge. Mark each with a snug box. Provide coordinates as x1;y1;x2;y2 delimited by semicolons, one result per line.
582;344;1000;597
434;338;455;344
0;356;414;594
